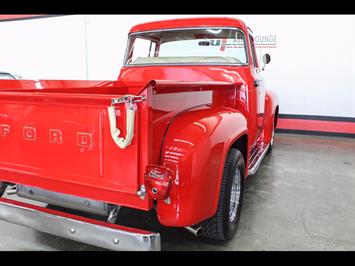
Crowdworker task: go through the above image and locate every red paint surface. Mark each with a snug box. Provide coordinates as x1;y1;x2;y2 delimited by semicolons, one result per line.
130;17;247;33
0;17;279;226
277;118;355;134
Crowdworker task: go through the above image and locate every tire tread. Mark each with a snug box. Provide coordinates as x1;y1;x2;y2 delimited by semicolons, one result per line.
200;148;244;240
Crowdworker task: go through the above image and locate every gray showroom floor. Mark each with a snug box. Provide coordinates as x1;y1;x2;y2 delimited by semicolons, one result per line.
0;133;354;251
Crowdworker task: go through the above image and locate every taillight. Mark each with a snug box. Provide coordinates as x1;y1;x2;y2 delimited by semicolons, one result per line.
144;165;172;200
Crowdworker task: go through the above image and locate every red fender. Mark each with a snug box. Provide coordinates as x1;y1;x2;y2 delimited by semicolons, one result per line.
156;106;248;227
263;90;279;144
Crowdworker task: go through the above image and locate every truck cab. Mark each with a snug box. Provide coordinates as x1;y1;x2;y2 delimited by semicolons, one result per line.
120;17;278;159
0;17;279;250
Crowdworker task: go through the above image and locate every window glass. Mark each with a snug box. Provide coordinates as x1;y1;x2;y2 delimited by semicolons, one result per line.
125;28;248;65
249;35;258;68
128;38;157;63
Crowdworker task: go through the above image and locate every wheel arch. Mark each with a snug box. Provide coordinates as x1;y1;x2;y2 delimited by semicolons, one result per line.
264;90;279;144
230;134;248;170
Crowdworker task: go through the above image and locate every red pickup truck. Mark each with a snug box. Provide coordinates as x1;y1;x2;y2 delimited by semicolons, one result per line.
0;17;279;251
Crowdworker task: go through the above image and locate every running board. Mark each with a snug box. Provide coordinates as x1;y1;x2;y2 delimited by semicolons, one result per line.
0;198;161;251
248;143;270;176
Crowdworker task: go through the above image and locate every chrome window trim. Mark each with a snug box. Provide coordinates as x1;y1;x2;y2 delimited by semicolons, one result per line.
248;34;259;69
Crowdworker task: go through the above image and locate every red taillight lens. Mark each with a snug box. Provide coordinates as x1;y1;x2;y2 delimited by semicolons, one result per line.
144;165;172;200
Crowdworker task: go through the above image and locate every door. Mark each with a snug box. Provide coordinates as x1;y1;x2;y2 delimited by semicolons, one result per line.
249;34;266;137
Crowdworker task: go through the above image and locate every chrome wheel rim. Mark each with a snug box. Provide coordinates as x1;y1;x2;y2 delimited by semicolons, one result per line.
229;169;241;223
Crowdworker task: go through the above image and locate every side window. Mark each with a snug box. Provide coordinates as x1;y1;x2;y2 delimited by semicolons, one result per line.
127;37;157;64
249;35;259;68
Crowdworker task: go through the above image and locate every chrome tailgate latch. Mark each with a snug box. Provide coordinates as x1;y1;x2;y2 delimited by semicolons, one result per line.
108;95;146;149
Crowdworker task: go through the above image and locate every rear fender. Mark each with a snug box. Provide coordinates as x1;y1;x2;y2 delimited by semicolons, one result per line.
156;106;247;227
263;90;279;144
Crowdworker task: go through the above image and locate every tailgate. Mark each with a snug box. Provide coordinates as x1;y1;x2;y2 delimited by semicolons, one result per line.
0;91;150;209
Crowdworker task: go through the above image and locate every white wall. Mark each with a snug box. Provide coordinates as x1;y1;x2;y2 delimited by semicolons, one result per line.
0;15;88;80
0;15;354;118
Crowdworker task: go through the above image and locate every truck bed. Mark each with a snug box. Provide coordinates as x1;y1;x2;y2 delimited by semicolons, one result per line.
0;79;237;211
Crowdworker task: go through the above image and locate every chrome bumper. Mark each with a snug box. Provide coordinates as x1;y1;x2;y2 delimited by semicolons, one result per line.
0;198;161;251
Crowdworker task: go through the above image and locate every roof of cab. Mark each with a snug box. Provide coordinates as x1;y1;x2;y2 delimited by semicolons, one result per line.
129;17;248;34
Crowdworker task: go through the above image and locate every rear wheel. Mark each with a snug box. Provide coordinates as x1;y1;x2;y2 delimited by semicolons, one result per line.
267;115;276;154
200;148;245;241
0;182;7;197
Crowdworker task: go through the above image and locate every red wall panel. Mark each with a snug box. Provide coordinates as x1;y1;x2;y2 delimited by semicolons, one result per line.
277;118;355;135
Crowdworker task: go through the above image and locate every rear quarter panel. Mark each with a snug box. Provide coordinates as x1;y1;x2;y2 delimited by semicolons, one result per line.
156;106;247;226
263;90;279;144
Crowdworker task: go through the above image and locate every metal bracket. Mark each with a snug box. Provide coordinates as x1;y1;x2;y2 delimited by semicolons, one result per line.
111;95;146;110
6;185;17;195
136;185;146;200
164;197;171;205
107;205;121;224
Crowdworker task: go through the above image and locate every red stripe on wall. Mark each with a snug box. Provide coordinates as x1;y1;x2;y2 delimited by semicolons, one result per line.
277;118;355;134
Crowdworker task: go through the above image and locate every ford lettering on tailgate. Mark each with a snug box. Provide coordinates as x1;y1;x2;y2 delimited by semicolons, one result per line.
0;123;93;148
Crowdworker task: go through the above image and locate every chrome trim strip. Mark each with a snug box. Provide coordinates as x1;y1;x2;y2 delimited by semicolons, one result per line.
0;199;161;251
248;144;270;176
128;26;244;36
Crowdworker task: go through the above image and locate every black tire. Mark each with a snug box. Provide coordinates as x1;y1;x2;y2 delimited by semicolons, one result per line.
200;148;245;241
0;182;7;197
267;115;276;154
